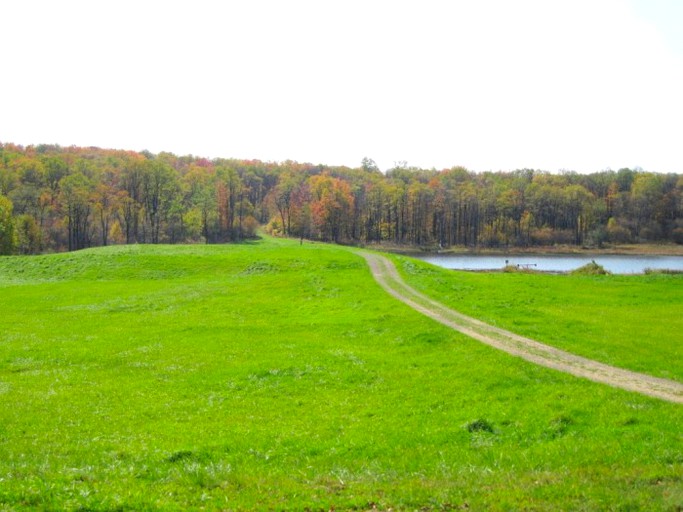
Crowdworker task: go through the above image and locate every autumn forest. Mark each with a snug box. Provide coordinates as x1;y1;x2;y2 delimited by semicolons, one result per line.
0;142;681;255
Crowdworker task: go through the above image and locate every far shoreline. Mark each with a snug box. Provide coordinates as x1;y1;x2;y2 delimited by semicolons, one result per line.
362;242;683;257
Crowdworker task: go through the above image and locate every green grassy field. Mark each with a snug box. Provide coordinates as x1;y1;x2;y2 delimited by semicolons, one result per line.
394;256;683;382
0;238;681;511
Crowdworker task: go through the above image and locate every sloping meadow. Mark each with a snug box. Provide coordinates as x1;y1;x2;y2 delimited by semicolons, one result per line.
0;238;681;510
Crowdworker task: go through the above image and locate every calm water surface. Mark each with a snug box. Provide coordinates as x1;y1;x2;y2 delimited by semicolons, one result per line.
416;254;683;274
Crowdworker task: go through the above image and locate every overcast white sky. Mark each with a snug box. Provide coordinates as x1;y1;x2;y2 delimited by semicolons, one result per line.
2;0;683;173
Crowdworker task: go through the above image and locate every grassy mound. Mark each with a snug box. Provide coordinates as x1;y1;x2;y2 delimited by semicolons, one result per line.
571;260;611;275
0;238;681;510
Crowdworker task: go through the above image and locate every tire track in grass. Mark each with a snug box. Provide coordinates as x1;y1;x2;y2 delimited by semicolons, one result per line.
360;251;683;404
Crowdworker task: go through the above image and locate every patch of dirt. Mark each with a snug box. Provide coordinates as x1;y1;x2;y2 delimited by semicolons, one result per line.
360;251;683;404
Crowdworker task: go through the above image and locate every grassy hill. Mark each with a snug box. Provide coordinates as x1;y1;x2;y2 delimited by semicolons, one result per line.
0;238;681;510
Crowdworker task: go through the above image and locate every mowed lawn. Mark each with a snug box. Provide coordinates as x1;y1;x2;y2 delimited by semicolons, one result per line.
0;238;681;511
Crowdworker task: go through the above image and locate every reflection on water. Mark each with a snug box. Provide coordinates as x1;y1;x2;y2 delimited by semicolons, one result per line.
416;254;683;274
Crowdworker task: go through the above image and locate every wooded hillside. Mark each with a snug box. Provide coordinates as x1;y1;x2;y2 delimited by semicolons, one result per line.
0;143;681;254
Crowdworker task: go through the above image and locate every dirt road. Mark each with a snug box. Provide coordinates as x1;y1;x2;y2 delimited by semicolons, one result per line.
361;251;683;404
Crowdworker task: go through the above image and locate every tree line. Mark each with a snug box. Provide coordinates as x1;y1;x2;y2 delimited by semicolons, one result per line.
0;143;681;255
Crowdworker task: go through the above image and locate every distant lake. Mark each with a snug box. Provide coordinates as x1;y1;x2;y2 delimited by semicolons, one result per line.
415;254;683;274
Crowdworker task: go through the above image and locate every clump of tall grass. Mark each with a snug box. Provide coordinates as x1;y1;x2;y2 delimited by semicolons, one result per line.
571;260;611;275
502;264;540;273
466;418;495;433
644;268;683;275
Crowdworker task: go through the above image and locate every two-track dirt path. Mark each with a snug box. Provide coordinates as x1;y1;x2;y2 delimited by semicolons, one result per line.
360;251;683;404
